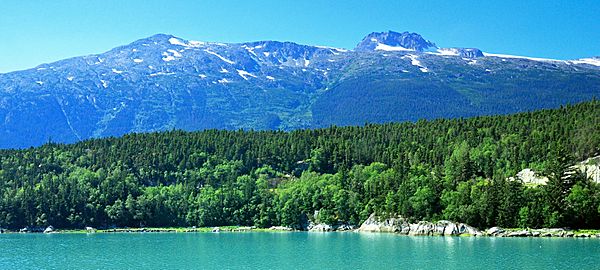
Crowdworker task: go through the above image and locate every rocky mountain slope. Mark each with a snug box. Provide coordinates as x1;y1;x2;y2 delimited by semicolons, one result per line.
1;31;599;148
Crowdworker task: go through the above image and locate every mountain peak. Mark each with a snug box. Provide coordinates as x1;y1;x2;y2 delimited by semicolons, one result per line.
355;31;437;52
143;33;177;43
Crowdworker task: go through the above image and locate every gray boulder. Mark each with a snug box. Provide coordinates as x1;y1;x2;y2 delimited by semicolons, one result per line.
507;230;530;237
269;226;293;231
486;227;504;235
457;223;481;236
408;221;436;236
308;223;333;232
358;213;409;233
335;224;356;231
358;213;482;236
43;226;55;234
443;222;459;236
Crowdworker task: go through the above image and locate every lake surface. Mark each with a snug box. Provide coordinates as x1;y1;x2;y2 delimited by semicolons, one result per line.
1;232;599;269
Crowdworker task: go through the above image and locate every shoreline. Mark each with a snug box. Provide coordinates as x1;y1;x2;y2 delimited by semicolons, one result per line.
3;226;600;238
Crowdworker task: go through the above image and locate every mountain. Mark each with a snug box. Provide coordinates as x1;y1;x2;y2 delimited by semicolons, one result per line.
0;30;599;148
355;31;437;51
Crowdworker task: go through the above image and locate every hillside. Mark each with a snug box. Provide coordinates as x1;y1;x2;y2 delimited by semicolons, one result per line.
0;101;598;230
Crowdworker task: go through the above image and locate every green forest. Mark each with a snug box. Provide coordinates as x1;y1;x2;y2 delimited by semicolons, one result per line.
0;101;599;230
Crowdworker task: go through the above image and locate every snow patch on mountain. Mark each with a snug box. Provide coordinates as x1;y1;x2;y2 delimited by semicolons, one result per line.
169;37;204;48
150;72;176;77
266;76;275;80
483;53;564;63
162;52;177;62
167;49;182;57
204;49;235;64
241;45;258;57
112;68;124;74
433;48;460;56
570;58;600;67
169;38;187;47
403;54;428;72
315;45;349;53
218;78;231;84
133;58;144;63
237;70;257;80
375;43;414;52
189;41;204;47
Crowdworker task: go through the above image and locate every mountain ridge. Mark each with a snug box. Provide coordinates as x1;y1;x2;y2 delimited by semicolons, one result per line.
0;31;599;148
11;31;600;74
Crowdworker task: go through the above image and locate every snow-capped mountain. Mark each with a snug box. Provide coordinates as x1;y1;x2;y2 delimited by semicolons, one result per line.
356;31;437;52
355;31;484;58
0;31;599;148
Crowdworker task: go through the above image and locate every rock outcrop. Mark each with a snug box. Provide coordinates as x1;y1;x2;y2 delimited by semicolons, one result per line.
511;155;600;185
358;213;410;233
307;222;357;232
43;225;55;234
308;223;333;232
269;226;293;231
358;213;482;236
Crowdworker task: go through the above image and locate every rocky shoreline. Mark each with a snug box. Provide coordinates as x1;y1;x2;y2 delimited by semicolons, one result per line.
4;214;600;238
349;214;600;238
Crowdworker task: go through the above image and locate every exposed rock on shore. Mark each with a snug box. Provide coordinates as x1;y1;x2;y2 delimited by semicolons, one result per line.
43;225;55;234
358;214;410;233
307;222;357;232
357;214;600;238
358;214;481;236
269;226;293;231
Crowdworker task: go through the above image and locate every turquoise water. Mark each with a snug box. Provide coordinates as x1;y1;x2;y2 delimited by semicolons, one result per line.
1;232;599;269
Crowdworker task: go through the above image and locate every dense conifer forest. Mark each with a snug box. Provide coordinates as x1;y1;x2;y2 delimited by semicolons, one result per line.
0;101;598;230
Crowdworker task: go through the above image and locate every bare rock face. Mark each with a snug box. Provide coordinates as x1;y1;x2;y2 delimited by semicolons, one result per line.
408;221;436;235
269;226;293;231
358;213;482;236
358;213;410;233
443;222;459;235
334;224;357;231
307;223;333;232
486;227;504;236
457;223;481;235
43;225;55;234
355;31;437;52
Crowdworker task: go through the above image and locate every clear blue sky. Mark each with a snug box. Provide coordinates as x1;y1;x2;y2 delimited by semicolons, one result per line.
1;0;599;73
